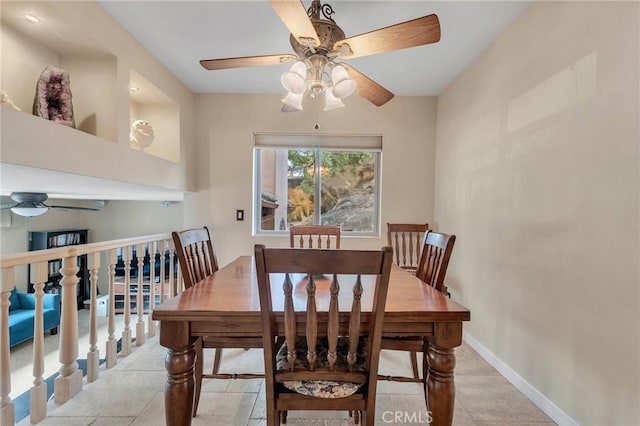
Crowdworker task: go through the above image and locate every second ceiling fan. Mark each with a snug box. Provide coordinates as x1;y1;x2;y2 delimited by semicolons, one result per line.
200;0;441;111
1;192;101;217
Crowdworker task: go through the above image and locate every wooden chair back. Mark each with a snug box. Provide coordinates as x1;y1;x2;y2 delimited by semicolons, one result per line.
289;225;341;249
172;227;218;289
415;231;456;293
254;245;393;425
173;227;261;418
386;223;429;272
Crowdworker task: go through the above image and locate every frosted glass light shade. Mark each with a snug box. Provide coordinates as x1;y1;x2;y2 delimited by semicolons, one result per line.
331;65;357;98
324;88;346;111
281;91;304;111
281;61;308;94
11;206;48;217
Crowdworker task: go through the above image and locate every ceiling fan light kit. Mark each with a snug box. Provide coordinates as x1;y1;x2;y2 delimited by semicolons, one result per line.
2;192;101;217
281;91;304;111
280;58;357;111
199;0;441;112
323;88;345;111
11;205;48;217
281;61;308;94
330;64;357;99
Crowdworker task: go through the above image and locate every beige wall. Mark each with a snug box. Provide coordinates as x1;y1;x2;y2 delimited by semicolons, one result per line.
189;94;437;266
1;24;59;111
435;2;639;425
60;54;118;141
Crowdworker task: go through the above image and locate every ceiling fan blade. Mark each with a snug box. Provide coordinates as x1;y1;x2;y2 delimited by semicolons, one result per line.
341;63;394;107
334;14;440;59
269;0;320;47
200;54;298;70
48;205;100;211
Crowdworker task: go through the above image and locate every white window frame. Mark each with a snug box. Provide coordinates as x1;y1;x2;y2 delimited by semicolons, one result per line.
253;133;382;237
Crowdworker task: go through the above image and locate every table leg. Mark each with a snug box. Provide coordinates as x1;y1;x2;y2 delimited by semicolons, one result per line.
160;321;195;426
426;322;462;426
427;343;455;425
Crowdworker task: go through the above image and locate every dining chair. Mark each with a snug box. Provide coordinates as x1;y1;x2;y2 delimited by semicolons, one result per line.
289;225;341;249
415;231;456;295
380;230;456;381
173;227;218;289
386;223;430;273
254;244;393;426
172;227;263;417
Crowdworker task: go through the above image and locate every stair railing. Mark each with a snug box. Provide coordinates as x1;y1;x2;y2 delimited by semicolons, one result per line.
0;233;179;425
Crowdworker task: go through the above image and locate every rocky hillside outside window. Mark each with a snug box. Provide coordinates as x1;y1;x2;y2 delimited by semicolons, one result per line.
254;134;381;236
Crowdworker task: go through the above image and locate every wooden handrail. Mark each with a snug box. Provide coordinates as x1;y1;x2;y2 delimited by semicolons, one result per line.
0;233;171;268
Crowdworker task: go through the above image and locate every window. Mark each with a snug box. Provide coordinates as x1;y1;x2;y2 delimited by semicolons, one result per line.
254;133;381;235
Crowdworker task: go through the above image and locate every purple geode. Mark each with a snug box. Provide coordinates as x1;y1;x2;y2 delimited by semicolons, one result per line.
32;65;75;128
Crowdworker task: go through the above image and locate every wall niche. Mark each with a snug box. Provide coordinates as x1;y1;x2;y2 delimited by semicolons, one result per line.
1;1;117;142
129;70;180;163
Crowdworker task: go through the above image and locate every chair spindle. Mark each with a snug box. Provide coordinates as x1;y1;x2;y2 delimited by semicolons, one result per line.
305;274;317;370
347;275;363;373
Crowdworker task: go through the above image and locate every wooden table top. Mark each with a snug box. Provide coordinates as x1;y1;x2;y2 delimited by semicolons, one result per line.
153;256;470;323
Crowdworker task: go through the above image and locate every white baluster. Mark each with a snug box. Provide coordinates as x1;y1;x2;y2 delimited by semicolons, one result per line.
54;255;82;404
135;243;145;346
1;268;15;426
160;240;167;303
147;241;157;337
29;262;48;423
87;252;100;382
106;249;118;367
121;246;132;357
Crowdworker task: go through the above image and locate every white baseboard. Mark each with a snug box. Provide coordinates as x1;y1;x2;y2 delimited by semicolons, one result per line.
463;331;579;426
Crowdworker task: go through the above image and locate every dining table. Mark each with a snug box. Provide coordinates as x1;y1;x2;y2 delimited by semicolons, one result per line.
152;255;471;426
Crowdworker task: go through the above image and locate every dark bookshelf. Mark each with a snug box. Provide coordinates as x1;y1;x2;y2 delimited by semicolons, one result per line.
28;229;89;309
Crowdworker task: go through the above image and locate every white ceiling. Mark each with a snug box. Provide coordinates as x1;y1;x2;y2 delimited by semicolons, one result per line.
97;0;532;97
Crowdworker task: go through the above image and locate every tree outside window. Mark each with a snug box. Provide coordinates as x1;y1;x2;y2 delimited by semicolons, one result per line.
256;147;380;234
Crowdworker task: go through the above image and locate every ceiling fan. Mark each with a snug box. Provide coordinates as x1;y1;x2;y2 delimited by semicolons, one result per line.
200;0;441;111
1;192;101;217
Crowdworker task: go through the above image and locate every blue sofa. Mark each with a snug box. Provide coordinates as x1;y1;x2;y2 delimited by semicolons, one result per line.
8;288;60;347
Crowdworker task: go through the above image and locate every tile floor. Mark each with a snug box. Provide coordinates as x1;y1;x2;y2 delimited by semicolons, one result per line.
10;311;556;425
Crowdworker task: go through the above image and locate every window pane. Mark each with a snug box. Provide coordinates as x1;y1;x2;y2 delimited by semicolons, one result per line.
256;145;379;235
287;149;316;227
258;148;287;231
319;151;376;233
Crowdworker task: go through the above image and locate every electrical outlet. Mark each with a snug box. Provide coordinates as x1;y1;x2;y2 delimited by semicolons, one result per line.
236;209;244;221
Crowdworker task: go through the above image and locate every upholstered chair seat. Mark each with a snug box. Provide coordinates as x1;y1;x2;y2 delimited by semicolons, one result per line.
276;336;368;398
